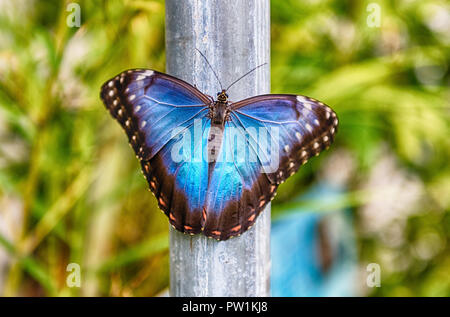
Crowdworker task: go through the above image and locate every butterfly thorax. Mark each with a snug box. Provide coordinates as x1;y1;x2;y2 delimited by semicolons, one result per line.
211;90;230;125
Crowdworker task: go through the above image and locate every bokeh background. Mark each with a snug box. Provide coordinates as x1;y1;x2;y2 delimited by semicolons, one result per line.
0;0;449;296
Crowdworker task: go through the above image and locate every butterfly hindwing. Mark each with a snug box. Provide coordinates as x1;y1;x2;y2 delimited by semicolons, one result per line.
202;122;277;240
141;117;210;234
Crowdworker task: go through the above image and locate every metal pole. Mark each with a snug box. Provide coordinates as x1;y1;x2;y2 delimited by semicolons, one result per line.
165;0;271;297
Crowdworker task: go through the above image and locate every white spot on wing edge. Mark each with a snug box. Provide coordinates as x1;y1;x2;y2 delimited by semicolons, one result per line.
296;95;313;110
136;70;153;81
296;96;308;103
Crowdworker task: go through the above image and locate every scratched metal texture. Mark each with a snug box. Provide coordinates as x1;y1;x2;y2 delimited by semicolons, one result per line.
165;0;271;297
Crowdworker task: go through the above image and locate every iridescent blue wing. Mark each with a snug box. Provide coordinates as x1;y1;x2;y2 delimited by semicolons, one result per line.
141;117;210;234
101;69;211;160
202;95;338;240
202;121;277;240
100;69;211;234
231;94;338;184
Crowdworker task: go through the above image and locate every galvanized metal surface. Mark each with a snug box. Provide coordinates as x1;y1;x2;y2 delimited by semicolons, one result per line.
165;0;271;297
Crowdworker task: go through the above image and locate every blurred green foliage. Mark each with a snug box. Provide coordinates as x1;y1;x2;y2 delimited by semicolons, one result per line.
0;0;448;296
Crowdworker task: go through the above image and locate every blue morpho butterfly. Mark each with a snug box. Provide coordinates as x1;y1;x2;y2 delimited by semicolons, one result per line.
100;56;338;241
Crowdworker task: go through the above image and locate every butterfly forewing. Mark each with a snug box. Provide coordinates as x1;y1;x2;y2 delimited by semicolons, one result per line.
100;69;210;161
231;94;338;184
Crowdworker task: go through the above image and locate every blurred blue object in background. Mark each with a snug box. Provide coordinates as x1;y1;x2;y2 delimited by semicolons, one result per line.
271;182;358;297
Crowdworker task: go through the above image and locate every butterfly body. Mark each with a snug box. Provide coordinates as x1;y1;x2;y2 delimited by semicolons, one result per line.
100;69;338;240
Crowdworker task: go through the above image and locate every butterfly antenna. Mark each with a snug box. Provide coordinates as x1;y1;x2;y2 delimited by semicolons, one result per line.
225;63;267;92
195;48;223;91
